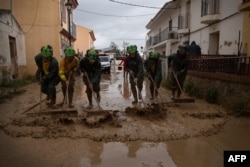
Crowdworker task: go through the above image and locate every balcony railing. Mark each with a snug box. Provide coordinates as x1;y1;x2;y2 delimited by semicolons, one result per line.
146;27;178;47
178;14;190;29
188;55;250;74
201;0;220;17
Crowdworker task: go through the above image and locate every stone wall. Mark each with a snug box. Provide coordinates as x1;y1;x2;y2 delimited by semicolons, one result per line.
185;75;250;113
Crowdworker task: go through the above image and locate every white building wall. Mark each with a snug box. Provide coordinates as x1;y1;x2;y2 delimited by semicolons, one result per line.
146;0;243;56
0;12;26;79
185;0;243;55
0;14;26;66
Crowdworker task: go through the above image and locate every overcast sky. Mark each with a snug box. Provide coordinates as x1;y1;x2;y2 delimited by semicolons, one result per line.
73;0;170;50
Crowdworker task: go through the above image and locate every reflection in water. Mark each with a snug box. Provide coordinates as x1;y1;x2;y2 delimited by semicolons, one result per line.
97;142;176;167
122;79;130;100
167;118;250;167
126;141;141;158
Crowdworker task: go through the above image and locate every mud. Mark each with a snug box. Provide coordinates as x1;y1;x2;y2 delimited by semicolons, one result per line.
1;71;250;167
0;81;228;143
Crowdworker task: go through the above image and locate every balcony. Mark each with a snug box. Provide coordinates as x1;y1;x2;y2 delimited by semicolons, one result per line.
238;0;250;11
177;14;190;35
146;27;178;48
200;0;220;24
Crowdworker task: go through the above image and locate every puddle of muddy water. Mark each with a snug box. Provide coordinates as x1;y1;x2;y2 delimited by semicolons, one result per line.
90;117;250;167
1;117;249;167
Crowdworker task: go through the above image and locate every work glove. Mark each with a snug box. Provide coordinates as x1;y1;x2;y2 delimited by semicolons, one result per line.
134;78;138;84
88;83;93;90
128;70;134;77
40;75;46;84
83;72;88;77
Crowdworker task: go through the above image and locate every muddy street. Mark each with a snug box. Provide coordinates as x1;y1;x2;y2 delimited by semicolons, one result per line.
0;67;250;167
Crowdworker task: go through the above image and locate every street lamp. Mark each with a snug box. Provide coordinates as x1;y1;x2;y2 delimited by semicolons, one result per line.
65;0;72;47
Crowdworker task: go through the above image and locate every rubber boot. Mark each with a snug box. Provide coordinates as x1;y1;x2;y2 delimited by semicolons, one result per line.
96;92;101;103
150;88;154;100
87;93;93;109
68;91;74;108
155;90;158;98
171;89;176;100
132;90;138;104
45;94;51;104
49;93;57;109
138;91;142;100
60;89;66;107
177;90;181;98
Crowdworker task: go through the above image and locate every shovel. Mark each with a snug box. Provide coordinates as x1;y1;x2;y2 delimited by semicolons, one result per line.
172;70;195;103
148;73;163;103
39;72;42;113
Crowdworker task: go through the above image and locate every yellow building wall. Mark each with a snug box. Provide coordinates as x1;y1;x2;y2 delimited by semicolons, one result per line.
74;25;95;57
0;0;62;76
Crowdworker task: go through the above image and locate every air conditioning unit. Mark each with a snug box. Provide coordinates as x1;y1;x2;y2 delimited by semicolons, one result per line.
168;31;176;39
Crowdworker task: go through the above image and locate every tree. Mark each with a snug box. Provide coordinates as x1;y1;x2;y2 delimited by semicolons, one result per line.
122;41;129;56
110;42;121;57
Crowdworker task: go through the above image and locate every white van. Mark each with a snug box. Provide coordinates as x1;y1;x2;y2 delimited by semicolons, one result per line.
99;54;111;74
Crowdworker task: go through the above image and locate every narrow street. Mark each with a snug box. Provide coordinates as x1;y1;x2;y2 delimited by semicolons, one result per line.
0;65;250;167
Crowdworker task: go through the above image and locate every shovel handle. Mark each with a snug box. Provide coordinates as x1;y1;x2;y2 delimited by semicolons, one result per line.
171;70;184;94
63;72;71;108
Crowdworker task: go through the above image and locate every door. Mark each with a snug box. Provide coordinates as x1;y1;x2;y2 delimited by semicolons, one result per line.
9;37;18;79
209;31;219;55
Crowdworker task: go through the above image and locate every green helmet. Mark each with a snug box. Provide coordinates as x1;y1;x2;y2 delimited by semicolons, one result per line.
64;47;75;57
149;51;159;58
41;46;52;57
127;45;137;54
87;49;98;62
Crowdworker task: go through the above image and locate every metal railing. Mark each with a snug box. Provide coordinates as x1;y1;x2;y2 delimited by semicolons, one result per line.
146;27;178;47
201;0;220;17
178;14;190;29
188;55;250;74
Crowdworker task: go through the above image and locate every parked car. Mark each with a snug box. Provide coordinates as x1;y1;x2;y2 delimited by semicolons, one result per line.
99;54;111;74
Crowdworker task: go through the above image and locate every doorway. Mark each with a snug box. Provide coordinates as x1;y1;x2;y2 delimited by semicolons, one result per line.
9;36;18;79
209;31;219;55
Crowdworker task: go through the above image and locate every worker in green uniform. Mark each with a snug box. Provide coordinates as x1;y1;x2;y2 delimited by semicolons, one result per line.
168;45;189;99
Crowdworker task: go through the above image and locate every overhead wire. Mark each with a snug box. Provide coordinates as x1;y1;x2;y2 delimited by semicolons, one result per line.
23;0;39;34
109;0;177;10
75;9;156;17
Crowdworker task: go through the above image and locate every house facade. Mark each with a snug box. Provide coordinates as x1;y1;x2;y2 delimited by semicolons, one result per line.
0;9;26;81
146;0;244;57
74;25;96;58
238;0;250;57
145;0;250;109
0;0;78;77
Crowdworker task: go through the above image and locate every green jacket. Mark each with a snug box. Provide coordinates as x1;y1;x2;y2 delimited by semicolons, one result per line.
144;57;162;84
35;56;60;85
125;53;144;79
79;56;102;84
168;53;189;77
